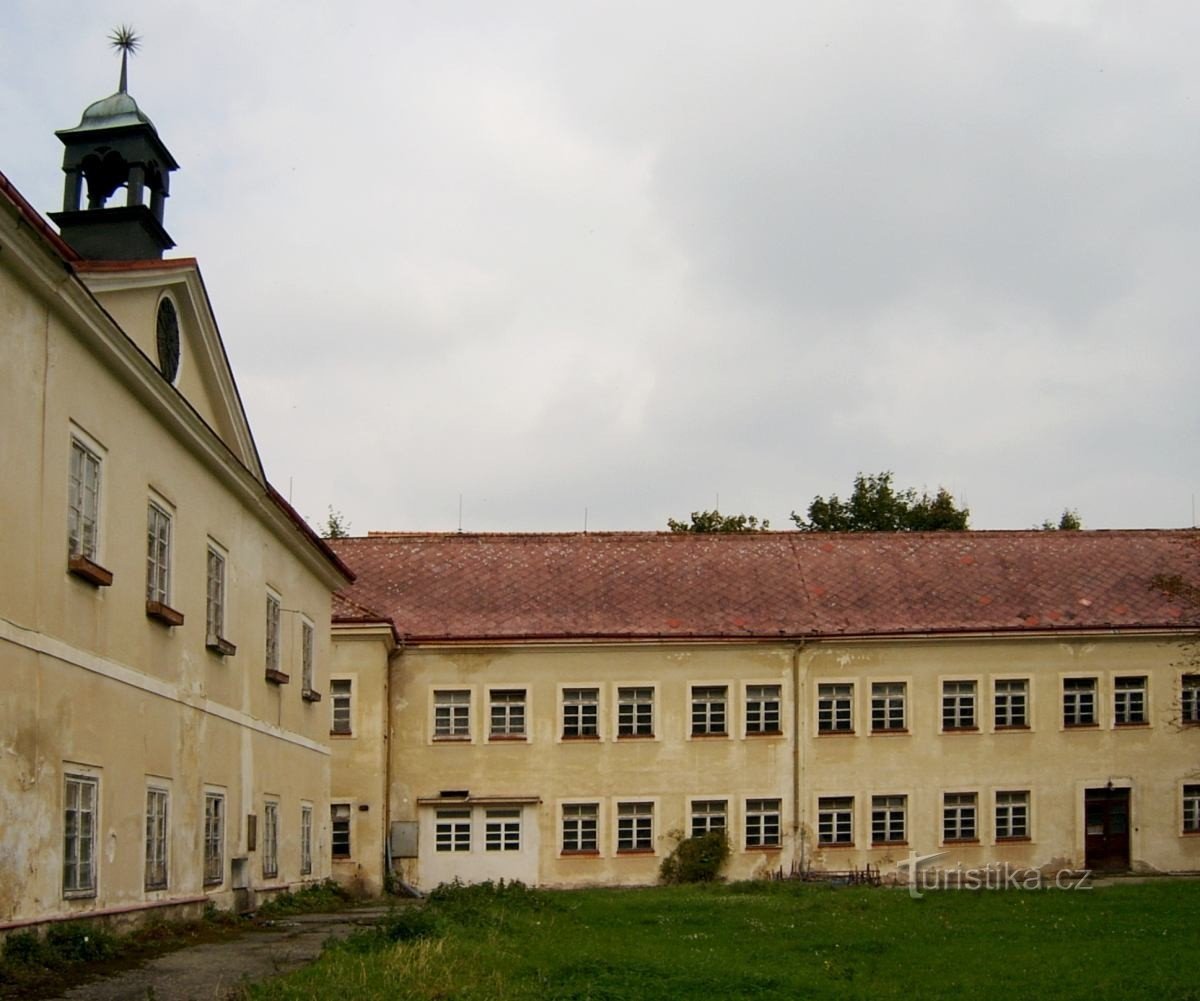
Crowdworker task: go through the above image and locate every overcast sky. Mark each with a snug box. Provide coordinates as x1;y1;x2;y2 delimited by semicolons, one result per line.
5;2;1198;533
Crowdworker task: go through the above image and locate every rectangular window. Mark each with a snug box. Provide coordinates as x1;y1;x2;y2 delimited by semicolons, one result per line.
300;805;313;876
1183;675;1200;724
871;795;907;844
203;792;224;886
301;620;315;693
68;438;101;560
942;681;977;730
434;690;471;738
262;801;279;878
1064;678;1097;726
562;688;599;738
817;684;853;733
331;803;352;858
617;687;654;737
206;545;227;644
144;787;169;890
1114;676;1147;725
265;593;281;672
995;791;1030;840
871;682;907;731
745;798;782;848
745;685;781;734
435;809;470;852
331;680;352;735
562;803;599;853
146;502;172;604
1184;785;1200;834
489;689;527;738
485;808;521;852
617;802;653;852
63;773;98;897
994;679;1029;728
691;686;728;736
690;800;727;838
943;792;978;842
817;796;854;846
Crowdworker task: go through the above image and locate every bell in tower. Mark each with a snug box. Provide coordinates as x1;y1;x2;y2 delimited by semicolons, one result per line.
49;26;179;261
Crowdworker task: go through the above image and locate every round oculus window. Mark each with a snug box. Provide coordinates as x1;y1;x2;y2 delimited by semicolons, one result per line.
156;298;180;382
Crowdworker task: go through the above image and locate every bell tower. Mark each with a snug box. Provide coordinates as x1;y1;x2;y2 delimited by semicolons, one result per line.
49;26;179;261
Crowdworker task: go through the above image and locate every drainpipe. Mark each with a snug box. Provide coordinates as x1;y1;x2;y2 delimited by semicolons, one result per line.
791;642;806;874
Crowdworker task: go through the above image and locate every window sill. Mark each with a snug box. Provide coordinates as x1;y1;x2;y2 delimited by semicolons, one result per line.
616;733;655;740
690;731;729;739
488;734;528;742
68;554;113;587
745;843;782;852
1064;722;1100;729
994;724;1030;731
432;735;471;742
62;890;97;900
870;728;909;735
265;668;290;685
1181;830;1200;837
206;636;237;657
146;600;184;627
616;848;655;856
994;836;1032;843
560;849;601;857
302;689;323;703
1114;721;1149;728
818;842;855;849
941;726;979;734
330;730;353;738
942;838;980;845
745;730;783;738
562;734;601;741
332;854;352;861
871;840;908;848
817;729;856;736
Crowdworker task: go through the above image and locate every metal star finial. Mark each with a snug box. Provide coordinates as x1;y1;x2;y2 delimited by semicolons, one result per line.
109;24;141;93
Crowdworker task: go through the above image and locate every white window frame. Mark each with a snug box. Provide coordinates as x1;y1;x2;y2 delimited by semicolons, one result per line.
331;802;353;858
561;801;600;853
63;770;99;898
817;683;854;733
265;590;282;673
817;796;854;846
616;685;655;738
871;794;907;845
330;678;353;735
871;681;907;732
203;789;225;886
146;499;173;605
144;784;169;890
745;684;782;735
943;792;978;843
488;688;527;739
433;689;472;740
435;808;471;853
690;685;728;736
561;686;600;739
689;799;728;838
941;680;978;731
995;790;1030;840
616;800;654;853
745;798;782;848
300;617;316;694
485;808;522;852
1063;677;1098;727
1182;674;1200;725
1113;675;1147;726
993;678;1029;729
300;803;313;876
67;431;103;561
262;800;279;879
1183;784;1200;834
206;541;228;646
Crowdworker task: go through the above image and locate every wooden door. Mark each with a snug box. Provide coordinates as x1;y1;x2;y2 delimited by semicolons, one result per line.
1084;787;1130;871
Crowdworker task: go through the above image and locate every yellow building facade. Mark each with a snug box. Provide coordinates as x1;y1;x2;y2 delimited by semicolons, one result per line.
328;531;1200;892
0;67;350;933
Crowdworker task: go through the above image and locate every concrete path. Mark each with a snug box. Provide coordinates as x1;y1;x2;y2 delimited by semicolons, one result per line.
46;906;394;1001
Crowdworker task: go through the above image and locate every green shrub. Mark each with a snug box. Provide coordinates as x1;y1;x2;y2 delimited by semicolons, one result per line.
43;922;117;963
2;931;47;967
659;830;731;884
257;880;353;917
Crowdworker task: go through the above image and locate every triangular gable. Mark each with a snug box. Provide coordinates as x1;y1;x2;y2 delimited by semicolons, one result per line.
73;260;264;479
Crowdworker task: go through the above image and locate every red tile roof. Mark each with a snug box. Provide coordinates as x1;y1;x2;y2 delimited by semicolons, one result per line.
329;530;1200;643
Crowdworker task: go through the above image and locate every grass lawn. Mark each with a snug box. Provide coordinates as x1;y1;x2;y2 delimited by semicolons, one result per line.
241;879;1199;1000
